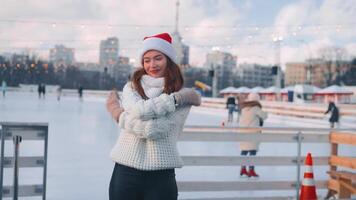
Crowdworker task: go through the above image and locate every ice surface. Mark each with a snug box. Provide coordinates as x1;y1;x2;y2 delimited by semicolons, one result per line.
0;91;355;199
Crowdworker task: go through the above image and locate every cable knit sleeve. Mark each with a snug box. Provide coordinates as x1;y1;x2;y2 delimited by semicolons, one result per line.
118;111;171;140
122;82;176;120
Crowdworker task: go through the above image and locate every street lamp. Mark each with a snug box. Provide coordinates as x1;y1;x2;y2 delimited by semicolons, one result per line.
209;64;219;98
272;36;283;89
298;39;313;85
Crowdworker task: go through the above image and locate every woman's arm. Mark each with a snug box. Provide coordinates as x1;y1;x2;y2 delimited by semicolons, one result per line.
119;111;173;140
122;83;201;120
122;83;176;120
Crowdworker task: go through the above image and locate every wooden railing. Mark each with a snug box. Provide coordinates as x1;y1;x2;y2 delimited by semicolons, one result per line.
177;126;356;200
326;131;356;199
201;98;356;119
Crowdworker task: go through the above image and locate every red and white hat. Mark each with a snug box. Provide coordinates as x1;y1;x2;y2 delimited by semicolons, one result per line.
139;32;178;65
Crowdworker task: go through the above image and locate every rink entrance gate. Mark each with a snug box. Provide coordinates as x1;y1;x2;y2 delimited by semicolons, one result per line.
0;122;48;200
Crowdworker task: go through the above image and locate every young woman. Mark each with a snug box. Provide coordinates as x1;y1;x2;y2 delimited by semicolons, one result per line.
106;32;201;200
238;92;267;178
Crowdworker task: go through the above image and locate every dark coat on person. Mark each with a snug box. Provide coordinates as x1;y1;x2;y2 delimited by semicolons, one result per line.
325;102;339;123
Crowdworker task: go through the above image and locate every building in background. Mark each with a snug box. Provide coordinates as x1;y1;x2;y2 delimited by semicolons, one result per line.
171;0;189;68
99;37;119;77
113;56;133;89
49;45;75;68
171;32;189;68
285;59;349;87
237;63;274;88
205;50;237;96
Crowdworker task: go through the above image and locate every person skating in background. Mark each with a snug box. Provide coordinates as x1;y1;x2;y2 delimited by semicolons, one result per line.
226;94;236;123
38;83;42;98
42;84;46;99
78;85;83;100
238;92;267;178
236;95;244;123
325;101;339;128
106;32;201;200
38;83;45;99
57;85;62;101
1;80;7;98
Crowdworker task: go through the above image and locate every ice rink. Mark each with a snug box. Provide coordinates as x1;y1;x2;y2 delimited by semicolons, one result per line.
0;91;355;199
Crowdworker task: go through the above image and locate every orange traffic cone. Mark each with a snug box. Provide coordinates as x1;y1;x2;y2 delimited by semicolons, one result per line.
300;152;317;200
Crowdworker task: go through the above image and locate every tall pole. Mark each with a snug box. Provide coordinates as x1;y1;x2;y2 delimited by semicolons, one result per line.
210;64;218;98
273;37;282;89
175;0;180;33
298;40;313;85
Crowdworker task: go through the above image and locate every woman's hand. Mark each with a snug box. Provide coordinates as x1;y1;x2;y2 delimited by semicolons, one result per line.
106;89;124;122
173;88;201;107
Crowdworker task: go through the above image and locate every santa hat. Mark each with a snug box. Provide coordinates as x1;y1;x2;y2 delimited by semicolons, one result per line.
139;32;178;65
247;92;260;101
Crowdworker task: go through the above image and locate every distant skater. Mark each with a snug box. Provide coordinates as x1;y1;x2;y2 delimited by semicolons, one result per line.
325;101;339;128
57;86;62;101
1;80;7;98
78;86;83;101
38;83;43;99
42;84;46;99
226;94;236;123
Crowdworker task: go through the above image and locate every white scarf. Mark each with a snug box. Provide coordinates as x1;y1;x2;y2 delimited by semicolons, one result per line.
140;75;164;98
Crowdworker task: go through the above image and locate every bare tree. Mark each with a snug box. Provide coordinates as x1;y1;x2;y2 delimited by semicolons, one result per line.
318;46;348;86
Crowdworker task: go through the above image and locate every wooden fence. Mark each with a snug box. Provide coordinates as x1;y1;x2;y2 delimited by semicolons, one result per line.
326;131;356;199
177;126;356;200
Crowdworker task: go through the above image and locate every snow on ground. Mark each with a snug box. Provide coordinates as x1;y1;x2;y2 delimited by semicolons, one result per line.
0;91;355;200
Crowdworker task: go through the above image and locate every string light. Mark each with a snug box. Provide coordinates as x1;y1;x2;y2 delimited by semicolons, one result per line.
0;20;354;56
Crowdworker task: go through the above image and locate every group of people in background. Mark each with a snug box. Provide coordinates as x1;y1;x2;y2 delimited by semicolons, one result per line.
37;83;83;101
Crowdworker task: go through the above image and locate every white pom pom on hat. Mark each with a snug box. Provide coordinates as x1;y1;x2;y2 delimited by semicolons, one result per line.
247;92;260;101
138;32;178;65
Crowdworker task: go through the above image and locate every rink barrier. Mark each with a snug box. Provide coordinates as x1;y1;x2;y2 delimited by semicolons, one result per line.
325;131;356;199
12;135;21;200
200;98;356;118
178;126;356;200
0;122;48;199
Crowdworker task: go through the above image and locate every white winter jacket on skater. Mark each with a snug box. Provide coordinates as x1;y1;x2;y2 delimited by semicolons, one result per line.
238;101;268;151
110;75;191;171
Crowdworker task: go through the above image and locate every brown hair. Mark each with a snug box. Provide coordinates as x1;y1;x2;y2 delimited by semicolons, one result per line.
131;55;183;99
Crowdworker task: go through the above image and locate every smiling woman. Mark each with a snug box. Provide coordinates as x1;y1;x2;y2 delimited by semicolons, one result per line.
142;50;167;78
105;32;201;200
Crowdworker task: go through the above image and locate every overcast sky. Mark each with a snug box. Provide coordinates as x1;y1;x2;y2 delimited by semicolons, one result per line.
0;0;355;67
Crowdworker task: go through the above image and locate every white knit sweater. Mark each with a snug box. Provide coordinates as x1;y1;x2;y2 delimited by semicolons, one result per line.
110;75;191;170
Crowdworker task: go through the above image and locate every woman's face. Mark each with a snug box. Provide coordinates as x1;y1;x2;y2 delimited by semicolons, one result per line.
143;50;168;78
